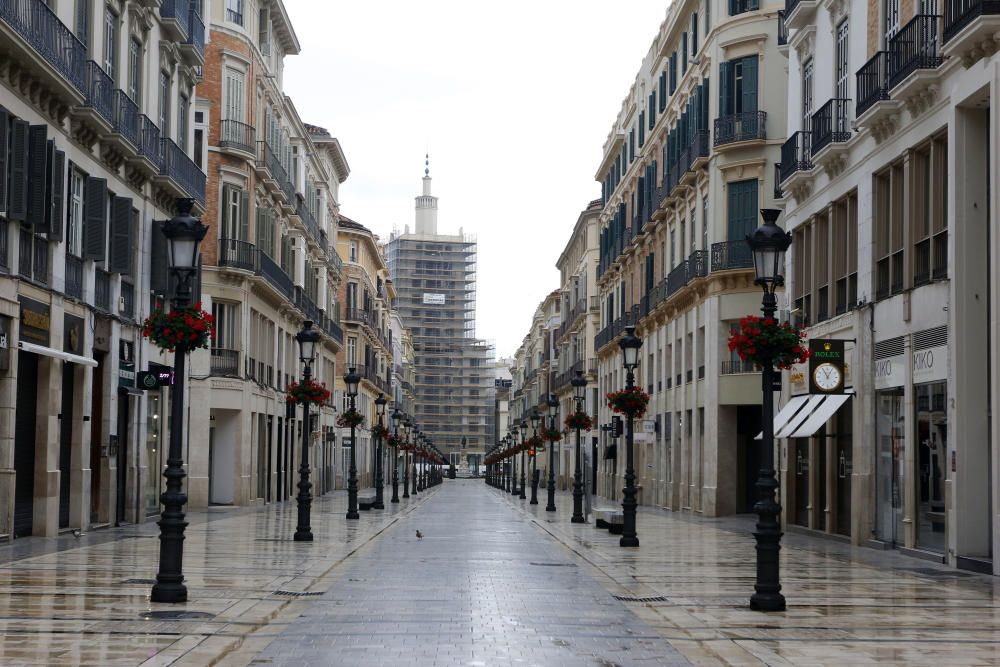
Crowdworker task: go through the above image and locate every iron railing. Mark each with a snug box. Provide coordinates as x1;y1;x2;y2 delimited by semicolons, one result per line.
84;60;114;125
690;128;710;161
856;51;889;116
944;0;1000;42
185;6;205;59
777;10;789;45
711;240;753;271
211;348;240;376
779;131;812;182
95;268;111;310
160;137;206;204
219;119;255;153
721;360;758;374
296;198;321;246
344;307;369;325
688;249;708;279
113;90;140;147
714;111;766;146
218;238;257;271
257;141;294;203
65;254;82;297
0;219;7;271
785;0;801;17
811;98;852;154
258;251;293;300
120;280;134;319
667;260;689;295
161;0;190;39
138;115;162;165
887;15;943;89
773;163;784;199
0;0;87;93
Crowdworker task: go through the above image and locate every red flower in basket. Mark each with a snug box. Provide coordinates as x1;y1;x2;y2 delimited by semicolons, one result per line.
336;408;365;428
371;423;390;440
142;304;215;353
565;412;593;431
727;315;811;370
525;434;544;453
606;387;651;419
286;379;330;406
541;426;563;443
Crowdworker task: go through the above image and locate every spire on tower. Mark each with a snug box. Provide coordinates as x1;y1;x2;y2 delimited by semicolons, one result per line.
424;153;430;177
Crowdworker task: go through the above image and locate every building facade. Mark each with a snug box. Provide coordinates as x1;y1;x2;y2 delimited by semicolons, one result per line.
386;164;495;467
777;0;1000;573
594;0;788;517
0;0;205;536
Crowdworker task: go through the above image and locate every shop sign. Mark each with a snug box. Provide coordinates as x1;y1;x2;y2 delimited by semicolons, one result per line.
874;345;948;390
809;339;845;394
18;296;50;345
118;340;135;387
64;314;84;356
137;362;174;389
422;293;446;305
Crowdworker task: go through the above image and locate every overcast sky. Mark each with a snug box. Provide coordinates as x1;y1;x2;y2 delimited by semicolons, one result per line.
283;0;668;358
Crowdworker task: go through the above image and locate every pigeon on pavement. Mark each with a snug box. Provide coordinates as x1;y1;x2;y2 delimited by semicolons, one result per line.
415;530;423;539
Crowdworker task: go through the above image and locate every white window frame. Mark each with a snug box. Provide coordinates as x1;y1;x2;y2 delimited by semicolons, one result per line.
103;5;117;79
68;167;85;257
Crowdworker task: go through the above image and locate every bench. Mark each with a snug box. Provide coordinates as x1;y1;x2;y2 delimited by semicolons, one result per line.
358;493;377;510
594;507;622;532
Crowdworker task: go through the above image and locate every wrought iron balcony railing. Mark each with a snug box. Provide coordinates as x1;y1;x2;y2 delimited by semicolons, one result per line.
0;0;87;93
159;137;206;204
219;119;255;154
714;111;766;146
210;348;240;376
887;15;944;89
777;10;789;45
811;98;852;154
84;60;114;125
138;115;162;165
711;240;753;271
944;0;1000;42
160;0;190;40
218;238;258;271
95;268;111;311
258;251;293;300
113;90;139;147
185;6;205;59
780;131;812;182
856;51;889;116
65;254;83;298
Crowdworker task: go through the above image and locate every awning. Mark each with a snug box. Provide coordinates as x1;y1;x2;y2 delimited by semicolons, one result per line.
18;341;98;367
756;393;853;440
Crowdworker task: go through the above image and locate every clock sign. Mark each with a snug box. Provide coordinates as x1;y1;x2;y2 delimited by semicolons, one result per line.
809;339;846;394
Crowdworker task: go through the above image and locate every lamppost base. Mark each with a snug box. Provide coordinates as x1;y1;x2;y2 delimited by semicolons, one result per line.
571;515;586;524
619;535;639;547
293;531;313;541
346;511;359;520
545;505;556;512
373;502;385;510
150;581;187;604
750;592;786;612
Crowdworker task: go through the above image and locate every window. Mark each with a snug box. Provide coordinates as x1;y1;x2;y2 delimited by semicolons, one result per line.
346;282;358;310
801;58;814;134
178;95;189;152
702;197;709;249
158;71;170;135
719;56;758;116
75;0;89;46
226;0;244;25
793;191;859;322
833;192;859;314
835;20;850;100
256;206;275;259
874;162;905;299
692;13;699;55
223;67;245;122
220;184;248;240
349;240;358;262
67;167;85;257
103;6;117;78
913;135;948;284
730;0;759;15
212;302;238;350
670;52;678;93
127;38;141;103
883;0;899;43
682;33;688;74
726;179;758;241
258;7;271;55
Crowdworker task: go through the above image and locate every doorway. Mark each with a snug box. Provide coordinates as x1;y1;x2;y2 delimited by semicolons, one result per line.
59;362;75;529
14;351;39;537
116;390;131;524
90;351;106;523
876;389;905;546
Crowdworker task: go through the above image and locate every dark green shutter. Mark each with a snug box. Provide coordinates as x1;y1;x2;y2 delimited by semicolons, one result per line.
26;125;48;227
150;219;169;294
9;119;29;221
239;189;249;241
83;177;107;261
719;61;732;116
48;148;65;241
190;257;203;306
742;56;758;113
692;13;698;53
220;183;232;239
109;196;133;274
0;108;9;214
727;179;758;241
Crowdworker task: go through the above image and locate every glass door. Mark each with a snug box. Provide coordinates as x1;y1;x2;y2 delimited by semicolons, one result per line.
876;390;905;545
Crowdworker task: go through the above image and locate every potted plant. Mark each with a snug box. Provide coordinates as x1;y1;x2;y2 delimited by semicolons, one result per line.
285;379;331;406
336;408;365;428
541;426;563;443
606;387;651;419
142;303;214;353
727;315;811;369
565;412;594;431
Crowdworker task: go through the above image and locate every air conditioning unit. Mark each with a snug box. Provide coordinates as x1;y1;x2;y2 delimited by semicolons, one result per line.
118;296;126;313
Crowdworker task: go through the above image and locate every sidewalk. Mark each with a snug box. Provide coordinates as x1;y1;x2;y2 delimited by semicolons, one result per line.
0;487;437;666
498;485;1000;665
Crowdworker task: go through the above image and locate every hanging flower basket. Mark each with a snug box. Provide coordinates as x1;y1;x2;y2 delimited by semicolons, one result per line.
336;408;365;429
541;426;563;443
565;412;594;431
285;379;330;406
387;433;404;449
371;423;390;440
727;315;811;370
526;434;544;452
606;387;651;419
142;303;214;353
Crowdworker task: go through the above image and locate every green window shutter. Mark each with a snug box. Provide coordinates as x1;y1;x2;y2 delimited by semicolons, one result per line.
729;0;737;14
692;13;699;53
220;183;232;239
0;108;8;213
83;176;107;261
255;206;265;253
727;179;758;241
8;118;27;221
26;125;48;227
742;56;758;113
239;189;249;241
639;113;645;147
719;62;732;116
109;196;133;274
48;148;65;241
150;219;169;294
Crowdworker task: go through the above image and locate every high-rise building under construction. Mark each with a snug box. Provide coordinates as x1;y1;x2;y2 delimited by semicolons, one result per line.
386;159;495;463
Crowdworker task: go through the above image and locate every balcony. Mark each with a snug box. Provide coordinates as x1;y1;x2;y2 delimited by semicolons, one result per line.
773;163;784;200
293;286;322;325
95;269;111;311
713;111;766;147
320;315;344;346
721;360;758;374
296;197;322;248
65;254;83;299
784;0;818;29
887;15;944;91
218;238;258;272
132;115;162;175
256;141;295;206
689;129;711;170
258;251;294;300
856;51;891;118
711;240;753;271
811;98;852;162
943;0;1000;62
81;60;114;130
179;6;205;65
18;233;47;285
0;0;87;104
344;307;370;325
219;119;256;156
160;0;190;42
111;90;140;150
777;10;789;48
210;348;240;377
157;137;206;205
779;131;813;188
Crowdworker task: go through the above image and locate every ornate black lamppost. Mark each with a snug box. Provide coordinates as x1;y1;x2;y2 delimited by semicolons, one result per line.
618;326;642;548
343;367;361;520
411;431;420;495
571;370;588;524
529;409;541;504
518;420;528;500
509;426;519;496
373;394;387;509
416;436;425;492
504;435;512;492
546;393;559;512
390;408;401;502
402;417;412;498
747;208;792;612
151;198;207;604
292;320;321;541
